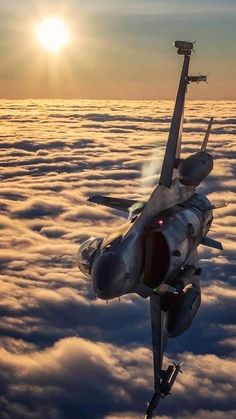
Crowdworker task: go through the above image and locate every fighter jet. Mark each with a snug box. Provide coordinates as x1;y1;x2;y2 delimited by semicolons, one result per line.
77;41;226;418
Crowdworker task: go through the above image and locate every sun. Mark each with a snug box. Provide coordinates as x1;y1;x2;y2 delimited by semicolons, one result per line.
36;17;70;53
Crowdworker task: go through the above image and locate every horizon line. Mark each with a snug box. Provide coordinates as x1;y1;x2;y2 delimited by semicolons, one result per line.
0;98;235;102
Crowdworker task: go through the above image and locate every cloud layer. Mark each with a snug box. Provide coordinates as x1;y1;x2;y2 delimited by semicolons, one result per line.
0;99;235;418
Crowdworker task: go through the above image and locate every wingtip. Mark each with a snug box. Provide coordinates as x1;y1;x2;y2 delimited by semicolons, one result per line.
87;195;95;202
87;195;103;203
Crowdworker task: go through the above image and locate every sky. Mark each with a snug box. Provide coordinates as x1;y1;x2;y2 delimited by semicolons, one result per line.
0;99;235;418
0;0;235;99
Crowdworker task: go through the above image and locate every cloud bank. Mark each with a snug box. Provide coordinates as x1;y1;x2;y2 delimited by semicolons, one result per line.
0;99;235;418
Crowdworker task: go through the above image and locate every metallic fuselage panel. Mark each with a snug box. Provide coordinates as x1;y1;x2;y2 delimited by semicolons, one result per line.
89;189;213;300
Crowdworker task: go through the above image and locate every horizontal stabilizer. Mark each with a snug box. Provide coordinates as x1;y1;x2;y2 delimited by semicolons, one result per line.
201;237;223;250
88;195;146;216
208;200;228;210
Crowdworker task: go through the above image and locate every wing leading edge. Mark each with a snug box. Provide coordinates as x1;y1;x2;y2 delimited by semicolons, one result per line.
144;294;167;418
159;53;190;188
88;195;146;216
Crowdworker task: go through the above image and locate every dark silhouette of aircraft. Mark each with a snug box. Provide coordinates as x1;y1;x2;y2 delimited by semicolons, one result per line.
77;41;226;418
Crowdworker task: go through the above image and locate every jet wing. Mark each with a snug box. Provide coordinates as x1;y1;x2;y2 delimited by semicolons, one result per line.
159;54;190;188
88;195;146;216
145;294;168;418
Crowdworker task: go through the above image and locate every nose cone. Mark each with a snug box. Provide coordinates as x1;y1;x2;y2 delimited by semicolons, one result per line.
91;252;126;300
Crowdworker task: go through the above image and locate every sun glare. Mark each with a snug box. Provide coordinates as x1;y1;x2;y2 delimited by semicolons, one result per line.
36;17;69;53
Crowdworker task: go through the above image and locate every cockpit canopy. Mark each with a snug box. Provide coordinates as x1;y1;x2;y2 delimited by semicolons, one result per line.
77;237;103;276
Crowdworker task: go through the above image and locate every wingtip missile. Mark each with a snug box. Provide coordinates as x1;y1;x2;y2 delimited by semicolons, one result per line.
174;40;195;55
144;361;184;417
187;74;208;84
167;361;184;391
160;361;184;395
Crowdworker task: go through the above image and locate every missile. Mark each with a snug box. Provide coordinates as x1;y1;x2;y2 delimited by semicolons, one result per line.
187;74;208;84
174;40;194;50
177;48;192;56
160;362;184;396
144;362;184;418
169;362;184;388
159;365;175;395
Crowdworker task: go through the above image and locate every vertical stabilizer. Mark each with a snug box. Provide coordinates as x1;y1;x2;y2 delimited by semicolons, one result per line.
201;117;213;152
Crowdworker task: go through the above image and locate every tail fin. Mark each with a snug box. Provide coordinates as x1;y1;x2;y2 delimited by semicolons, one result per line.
201;117;213;152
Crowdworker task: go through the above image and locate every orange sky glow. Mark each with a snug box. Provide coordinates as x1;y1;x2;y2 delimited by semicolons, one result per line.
0;1;235;99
